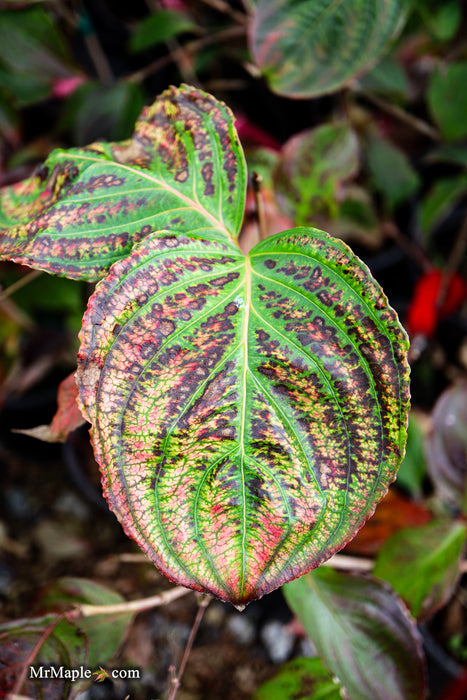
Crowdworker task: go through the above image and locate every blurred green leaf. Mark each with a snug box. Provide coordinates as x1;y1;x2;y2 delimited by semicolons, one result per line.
448;634;467;664
10;273;84;314
333;185;381;244
373;519;466;619
358;54;409;101
339;189;378;229
0;614;87;699
430;1;461;40
35;577;133;667
396;412;427;498
420;176;467;236
0;65;51;106
365;133;420;210
0;5;74;106
60;81;145;145
284;568;426;700
428;62;467;141
425;144;467;168
416;0;461;41
273;123;360;224
250;0;408;98
129;9;197;52
3;272;85;338
246;147;280;191
252;657;342;699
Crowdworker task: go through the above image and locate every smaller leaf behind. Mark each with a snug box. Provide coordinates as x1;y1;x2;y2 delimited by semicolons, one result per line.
0;84;246;280
0;614;87;700
284;568;427;700
34;576;134;667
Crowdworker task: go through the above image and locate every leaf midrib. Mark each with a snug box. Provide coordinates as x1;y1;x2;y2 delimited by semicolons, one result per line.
238;257;251;594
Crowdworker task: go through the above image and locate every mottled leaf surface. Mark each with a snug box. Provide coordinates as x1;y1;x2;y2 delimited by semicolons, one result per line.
250;0;407;98
76;226;410;605
252;657;342;699
284;568;426;700
0;85;246;280
0;614;87;699
373;519;466;619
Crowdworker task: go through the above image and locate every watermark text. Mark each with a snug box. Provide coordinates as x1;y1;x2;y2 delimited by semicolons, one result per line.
29;665;140;682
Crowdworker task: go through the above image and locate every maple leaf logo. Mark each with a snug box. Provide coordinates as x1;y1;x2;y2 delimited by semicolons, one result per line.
93;666;109;682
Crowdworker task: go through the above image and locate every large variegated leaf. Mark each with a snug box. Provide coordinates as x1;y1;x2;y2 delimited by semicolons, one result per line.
250;0;408;98
76;227;410;606
0;85;245;280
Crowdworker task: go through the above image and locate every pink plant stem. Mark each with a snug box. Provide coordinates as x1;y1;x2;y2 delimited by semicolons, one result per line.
167;595;211;700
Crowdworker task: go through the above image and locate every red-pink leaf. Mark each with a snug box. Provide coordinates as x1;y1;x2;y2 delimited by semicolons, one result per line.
15;372;85;442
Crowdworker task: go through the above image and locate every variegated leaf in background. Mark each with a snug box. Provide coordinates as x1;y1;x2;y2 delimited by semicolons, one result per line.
250;0;408;98
0;85;246;280
76;226;410;606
